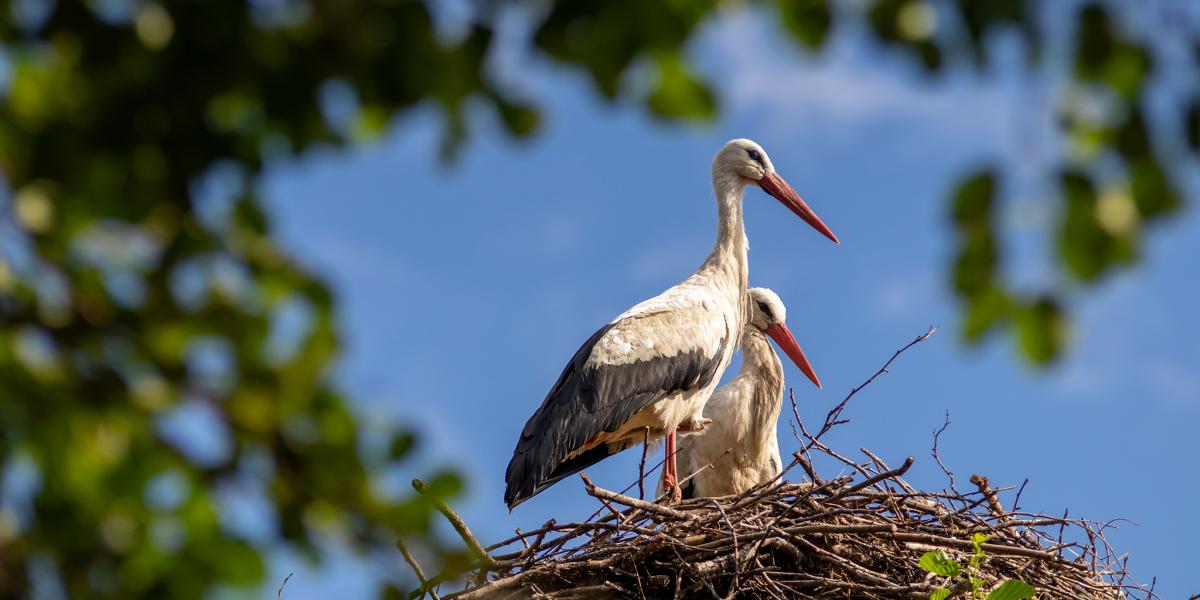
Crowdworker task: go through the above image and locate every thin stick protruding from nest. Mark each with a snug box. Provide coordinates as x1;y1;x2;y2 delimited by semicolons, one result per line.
277;573;293;600
639;426;649;500
397;539;441;600
581;473;690;521
805;324;938;448
971;473;1007;518
412;479;492;567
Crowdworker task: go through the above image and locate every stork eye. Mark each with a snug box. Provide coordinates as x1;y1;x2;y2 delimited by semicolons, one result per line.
756;300;773;320
747;149;763;164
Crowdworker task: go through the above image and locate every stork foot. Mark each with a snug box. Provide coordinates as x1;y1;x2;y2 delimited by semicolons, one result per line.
669;483;682;503
678;417;713;433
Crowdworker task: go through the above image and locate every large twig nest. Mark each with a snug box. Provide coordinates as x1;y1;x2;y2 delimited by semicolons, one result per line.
405;328;1153;600
435;450;1148;600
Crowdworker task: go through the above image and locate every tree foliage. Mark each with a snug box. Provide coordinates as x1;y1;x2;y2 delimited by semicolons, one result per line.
0;0;1193;597
0;0;481;597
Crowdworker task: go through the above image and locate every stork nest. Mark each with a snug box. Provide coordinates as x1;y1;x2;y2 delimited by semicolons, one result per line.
403;328;1155;600
424;451;1149;600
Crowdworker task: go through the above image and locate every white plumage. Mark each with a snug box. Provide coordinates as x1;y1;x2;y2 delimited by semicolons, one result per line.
665;288;822;499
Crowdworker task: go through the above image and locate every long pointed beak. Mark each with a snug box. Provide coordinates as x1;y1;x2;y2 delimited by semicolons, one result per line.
765;322;821;388
758;172;839;245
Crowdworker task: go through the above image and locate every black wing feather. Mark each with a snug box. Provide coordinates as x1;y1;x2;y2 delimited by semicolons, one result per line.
504;322;725;508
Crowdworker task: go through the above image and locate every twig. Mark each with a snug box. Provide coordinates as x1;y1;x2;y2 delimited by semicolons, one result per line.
792;450;818;483
639;426;650;500
277;573;293;600
826;456;914;502
931;411;959;495
397;539;442;600
412;479;492;566
806;325;938;447
580;474;690;520
970;473;1006;518
1013;477;1030;512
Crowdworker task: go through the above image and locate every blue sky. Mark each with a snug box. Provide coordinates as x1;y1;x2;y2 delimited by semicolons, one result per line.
255;8;1198;598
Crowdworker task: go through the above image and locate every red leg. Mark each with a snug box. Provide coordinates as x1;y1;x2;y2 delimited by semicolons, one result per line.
663;427;681;503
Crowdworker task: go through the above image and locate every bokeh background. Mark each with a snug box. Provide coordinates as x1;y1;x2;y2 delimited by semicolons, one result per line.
0;0;1197;598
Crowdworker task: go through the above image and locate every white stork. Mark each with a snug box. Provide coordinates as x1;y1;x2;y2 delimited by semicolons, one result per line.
668;287;819;500
504;139;838;508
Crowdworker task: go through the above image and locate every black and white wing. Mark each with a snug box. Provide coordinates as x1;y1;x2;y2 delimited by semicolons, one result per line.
504;296;730;508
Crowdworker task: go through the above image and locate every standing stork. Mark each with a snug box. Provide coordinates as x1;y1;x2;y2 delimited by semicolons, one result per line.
504;139;838;508
669;288;819;500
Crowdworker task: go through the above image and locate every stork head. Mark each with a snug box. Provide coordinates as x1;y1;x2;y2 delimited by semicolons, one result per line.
747;287;821;388
714;139;839;245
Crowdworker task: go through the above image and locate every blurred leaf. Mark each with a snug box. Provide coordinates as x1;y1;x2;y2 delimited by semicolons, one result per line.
1074;3;1151;98
492;95;541;137
1114;107;1151;161
916;39;943;70
776;0;832;50
954;0;1027;66
647;53;716;121
868;0;906;43
930;589;952;600
1015;297;1067;364
1075;4;1116;80
533;0;715;98
950;169;998;298
1186;98;1200;153
1129;159;1180;218
951;170;996;226
1058;170;1131;281
953;232;997;298
389;431;417;460
381;583;405;600
963;286;1011;342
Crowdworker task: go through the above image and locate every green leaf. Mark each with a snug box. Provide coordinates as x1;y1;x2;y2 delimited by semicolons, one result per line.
919;551;961;577
1015;297;1068;364
1186;99;1200;153
1072;3;1152;97
956;0;1026;66
389;431;417;460
1115;107;1151;161
930;589;952;600
951;170;996;226
1074;4;1115;81
867;0;905;42
986;579;1036;600
961;286;1012;342
777;0;833;49
953;232;997;298
646;53;716;121
1059;169;1131;281
969;575;985;592
949;169;1001;307
1129;159;1181;219
493;97;540;137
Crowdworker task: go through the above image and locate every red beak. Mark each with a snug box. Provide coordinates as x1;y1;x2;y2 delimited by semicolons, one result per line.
758;172;839;245
765;322;821;388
